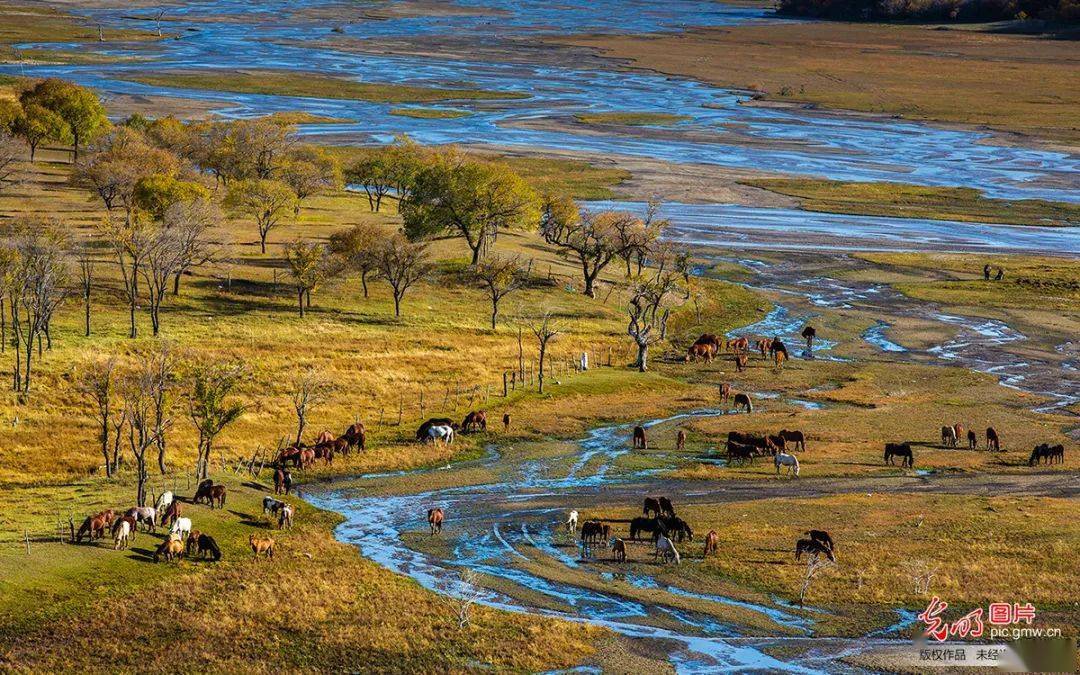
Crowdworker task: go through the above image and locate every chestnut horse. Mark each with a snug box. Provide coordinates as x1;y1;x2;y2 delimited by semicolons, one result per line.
611;538;627;562
676;429;687;451
729;336;749;353
314;430;335;446
735;353;748;372
774;350;787;369
461;411;487;432
154;538;185;562
703;530;719;557
341;422;366;453
632;426;648;449
250;535;275;560
427;508;444;536
686;342;715;363
967;429;977;450
718;382;732;408
76;510;114;543
779;429;806;452
160;500;182;528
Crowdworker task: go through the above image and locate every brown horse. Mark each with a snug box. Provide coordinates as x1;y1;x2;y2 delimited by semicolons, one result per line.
801;325;816;350
184;529;203;556
733;393;752;413
986;427;1000;452
273;466;289;495
207;485;227;509
154;538;185;562
728;431;768;454
953;424;964;446
778;429;806;452
250;535;275;560
314;430;335;446
502;413;511;432
461;411;488;433
312;443;335;465
795;538;834;562
427;508;444;535
277;445;303;468
734;353;748;372
632;426;648;449
685;342;715;363
767;434;786;454
941;426;958;448
298;448;316;470
76;510;114;543
757;338;769;358
729;336;749;353
160;500;182;528
718;382;732;408
967;429;977;450
727;442;755;465
703;530;719;557
342;422;366;453
774;350;787;369
675;429;687;451
611;538;627;562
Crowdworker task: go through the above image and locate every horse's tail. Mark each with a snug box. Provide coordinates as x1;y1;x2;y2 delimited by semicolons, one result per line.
746;398;753;412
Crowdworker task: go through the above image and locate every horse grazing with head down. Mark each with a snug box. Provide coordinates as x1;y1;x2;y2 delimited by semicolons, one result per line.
250;535;275;560
611;538;627;562
795;538;834;562
342;422;366;453
416;418;456;442
461;411;487;433
76;510;114;543
661;516;693;542
566;510;579;533
733;393;752;413
774;452;800;478
112;519;133;550
655;535;681;565
125;506;157;533
154;538;185;562
986;427;1001;452
967;429;977;450
718;382;732;408
941;426;958;448
703;530;719;557
632;426;648;449
686;342;716;363
314;430;335;446
426;424;455;445
884;443;914;468
427;508;444;536
734;353;748;372
807;530;835;553
676;429;687;451
629;516;666;542
190;533;222;561
727;442;755;465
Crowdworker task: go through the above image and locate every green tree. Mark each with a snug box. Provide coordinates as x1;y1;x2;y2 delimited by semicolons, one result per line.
346;149;394;212
20;78;109;162
284;239;331;317
281;146;342;214
224;178;297;253
401;151;540;265
73;127;179;221
133;173;211;221
328;222;386;298
12;103;69;162
187;361;247;481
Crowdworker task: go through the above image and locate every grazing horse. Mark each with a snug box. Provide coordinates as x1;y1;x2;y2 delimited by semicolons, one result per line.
655;535;681;565
733;393;753;413
643;497;662;518
566;510;579;533
206;486;227;509
250;535;275;560
580;521;607;544
155;491;173;516
795;538;834;562
125;506;157;533
953;424;964;446
727;442;755;465
190;533;222;561
311;443;335;465
461;411;488;433
658;497;676;518
76;510;113;543
277;445;303;468
884;443;914;468
986;427;1001;452
632;425;648;449
661;516;693;542
801;325;816;350
686;342;716;363
170;517;192;541
1029;444;1065;466
734;353;748;372
770;338;788;360
112;515;137;543
728;431;768;454
426;424;455;445
629;516;667;542
767;434;786;454
314;430;335;446
502;413;511;432
676;429;687;451
967;429;977;450
160;500;181;528
342;422;366;453
807;530;835;552
427;508;444;536
1048;444;1065;464
774;350;787;369
154;538;185;562
279;504;294;529
112;519;133;550
703;530;719;557
193;480;217;504
694;333;723;351
729;336;749;353
274;467;293;495
779;429;806;452
263;496;286;517
612;538;627;562
298;448;316;469
185;529;202;556
774;452;800;478
718;382;732;408
941;426;958;448
416;418;456;442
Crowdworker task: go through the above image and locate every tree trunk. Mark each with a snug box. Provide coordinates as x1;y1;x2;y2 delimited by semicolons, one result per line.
100;408;112;478
490;298;499;331
84;286;91;337
29;142;37;162
157;434;167;475
129;299;137;339
582;262;596;298
295;417;305;446
73;129;81;163
298;288;305;317
393;293;401;317
636;342;649;372
360;270;369;298
260;232;268;254
469;245;482;266
173;272;182;296
537;344;546;393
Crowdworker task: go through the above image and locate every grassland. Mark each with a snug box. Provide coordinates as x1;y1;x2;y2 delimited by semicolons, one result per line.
557;22;1080;146
574;112;691;127
122;70;530;103
744;179;1080;227
259;111;352;125
389;107;473;119
0;1;159;46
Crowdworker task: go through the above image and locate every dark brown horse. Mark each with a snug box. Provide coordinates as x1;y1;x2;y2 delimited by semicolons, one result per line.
277;445;303;468
580;521;608;544
807;529;835;552
461;410;488;433
274;466;292;495
767;434;786;454
427;508;444;536
1029;444;1064;466
76;509;114;543
675;429;687;451
733;392;752;413
795;538;834;562
728;431;768;454
801;325;816;350
632;425;648;449
661;516;693;542
207;485;227;509
967;429;977;450
884;443;914;468
502;413;511;432
189;533;222;561
778;429;806;452
986;427;1001;452
612;538;627;562
342;422;366;453
161;500;182;528
643;497;662;518
629;516;666;542
727;442;755;465
718;382;732;408
734;353;748;372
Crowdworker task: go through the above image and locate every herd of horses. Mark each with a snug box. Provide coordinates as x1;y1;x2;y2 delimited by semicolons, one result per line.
685;333;794;370
75;477;294;564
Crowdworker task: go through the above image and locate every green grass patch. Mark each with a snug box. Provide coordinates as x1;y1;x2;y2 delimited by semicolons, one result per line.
744;179;1080;227
497;155;631;200
0;2;158;45
574;111;691;127
122;70;529;103
257;111;351;125
389;107;472;119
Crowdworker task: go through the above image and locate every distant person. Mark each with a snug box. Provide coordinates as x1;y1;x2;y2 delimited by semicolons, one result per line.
995;267;1004;281
983;264;991;281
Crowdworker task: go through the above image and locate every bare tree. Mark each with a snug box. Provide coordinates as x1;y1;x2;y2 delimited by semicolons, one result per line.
144;343;177;474
798;554;834;607
473;254;528;331
188;361;247;481
441;568;487;629
328;222;385;299
224;178;297;254
141;225;185;336
522;309;562;394
77;357;118;477
120;350;171;506
375;234;431;317
626;269;685;372
77;252;94;337
163;198;220;295
284;239;331;317
98;214;153;339
0;131;25;195
901;559;940;595
290;368;328;445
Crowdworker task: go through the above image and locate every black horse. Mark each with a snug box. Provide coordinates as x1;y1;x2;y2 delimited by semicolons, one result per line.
727;442;755;465
660;516;694;543
795;538;835;562
884;443;914;468
658;497;676;518
629;517;667;542
806;529;834;552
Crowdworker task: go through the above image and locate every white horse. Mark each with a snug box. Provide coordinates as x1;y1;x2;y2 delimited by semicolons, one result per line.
113;520;132;550
170;517;192;541
155;491;173;517
566;510;579;533
128;506;157;532
655;535;681;565
279;504;294;529
427;424;455;445
775;452;800;478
